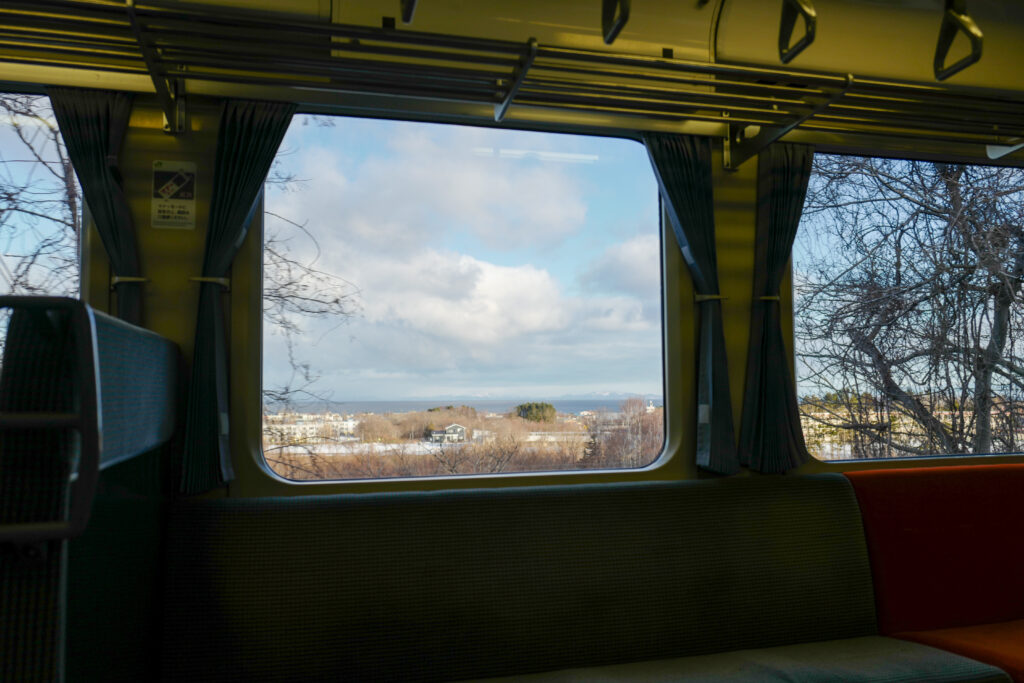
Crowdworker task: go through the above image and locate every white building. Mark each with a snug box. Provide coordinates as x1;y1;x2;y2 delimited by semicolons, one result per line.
263;412;360;444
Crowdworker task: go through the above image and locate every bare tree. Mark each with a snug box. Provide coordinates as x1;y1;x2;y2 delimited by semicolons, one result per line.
797;155;1024;458
355;413;399;443
0;94;79;296
431;435;523;474
579;399;663;469
261;160;360;418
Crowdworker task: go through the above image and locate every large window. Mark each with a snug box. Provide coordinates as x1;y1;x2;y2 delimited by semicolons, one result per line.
262;117;664;480
795;155;1024;460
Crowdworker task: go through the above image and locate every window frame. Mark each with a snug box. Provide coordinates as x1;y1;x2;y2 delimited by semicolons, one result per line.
238;114;680;493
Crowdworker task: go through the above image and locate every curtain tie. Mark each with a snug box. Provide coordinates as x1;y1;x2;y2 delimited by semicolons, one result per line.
694;294;727;303
110;276;148;288
190;276;230;289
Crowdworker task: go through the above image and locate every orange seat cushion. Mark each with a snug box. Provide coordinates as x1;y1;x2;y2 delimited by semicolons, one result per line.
896;620;1024;682
845;465;1024;633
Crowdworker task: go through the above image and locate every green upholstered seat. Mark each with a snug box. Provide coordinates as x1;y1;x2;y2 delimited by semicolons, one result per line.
162;474;885;682
466;636;1010;682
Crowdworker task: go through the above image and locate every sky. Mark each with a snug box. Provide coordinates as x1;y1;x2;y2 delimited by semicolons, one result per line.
0;105;664;402
262;116;664;401
0;102;79;297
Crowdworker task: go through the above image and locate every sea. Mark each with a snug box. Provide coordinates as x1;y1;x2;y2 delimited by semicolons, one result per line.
273;398;663;416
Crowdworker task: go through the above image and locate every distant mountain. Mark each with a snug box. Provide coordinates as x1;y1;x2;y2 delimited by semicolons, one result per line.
553;391;662;401
265;393;663;415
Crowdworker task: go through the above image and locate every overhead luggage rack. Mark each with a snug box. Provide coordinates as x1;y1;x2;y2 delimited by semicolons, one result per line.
2;0;1024;156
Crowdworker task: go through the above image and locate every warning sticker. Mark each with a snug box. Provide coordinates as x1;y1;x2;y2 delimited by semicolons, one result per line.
152;160;196;229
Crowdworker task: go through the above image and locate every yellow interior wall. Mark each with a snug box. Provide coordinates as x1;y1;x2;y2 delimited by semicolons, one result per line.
712;146;757;443
85;96;220;359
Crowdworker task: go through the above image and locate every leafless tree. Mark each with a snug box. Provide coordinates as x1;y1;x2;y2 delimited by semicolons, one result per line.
474;434;523;473
355;413;399;443
0;94;79;296
579;399;663;468
797;155;1024;458
261;160;360;415
263;445;331;480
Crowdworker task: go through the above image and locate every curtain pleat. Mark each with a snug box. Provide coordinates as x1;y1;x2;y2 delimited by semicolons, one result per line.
738;143;814;473
180;99;296;494
48;87;141;323
644;134;738;475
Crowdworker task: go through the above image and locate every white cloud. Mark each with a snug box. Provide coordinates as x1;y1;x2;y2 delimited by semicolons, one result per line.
581;233;661;298
575;296;650;332
263;239;661;398
268;129;588;257
345;249;567;346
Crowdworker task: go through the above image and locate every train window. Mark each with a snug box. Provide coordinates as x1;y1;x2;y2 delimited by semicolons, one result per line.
795;154;1024;460
0;94;80;297
261;116;664;480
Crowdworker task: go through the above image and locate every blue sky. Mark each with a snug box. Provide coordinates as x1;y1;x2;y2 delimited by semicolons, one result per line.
263;116;664;401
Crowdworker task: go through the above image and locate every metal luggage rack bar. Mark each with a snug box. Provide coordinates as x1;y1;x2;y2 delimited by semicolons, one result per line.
3;0;1024;156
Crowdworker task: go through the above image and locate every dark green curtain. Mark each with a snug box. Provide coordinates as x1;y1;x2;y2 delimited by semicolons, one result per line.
180;99;296;494
48;88;141;324
644;134;738;475
738;143;814;473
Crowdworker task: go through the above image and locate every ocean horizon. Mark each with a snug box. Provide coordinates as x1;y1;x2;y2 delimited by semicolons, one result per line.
268;397;663;416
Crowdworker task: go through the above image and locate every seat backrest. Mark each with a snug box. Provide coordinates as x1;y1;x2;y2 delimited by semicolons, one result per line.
846;464;1024;633
0;306;78;683
0;297;178;682
162;473;875;682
